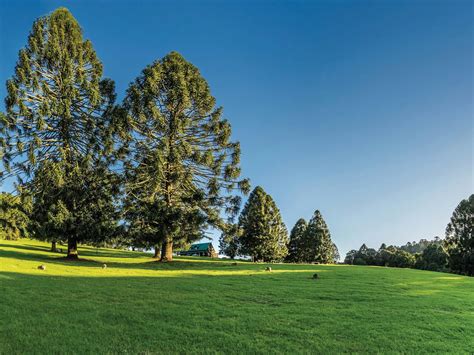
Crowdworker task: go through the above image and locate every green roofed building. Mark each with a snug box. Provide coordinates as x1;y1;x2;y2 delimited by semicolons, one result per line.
178;243;218;258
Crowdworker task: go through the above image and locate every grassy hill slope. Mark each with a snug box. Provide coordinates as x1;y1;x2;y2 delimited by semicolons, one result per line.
1;239;473;354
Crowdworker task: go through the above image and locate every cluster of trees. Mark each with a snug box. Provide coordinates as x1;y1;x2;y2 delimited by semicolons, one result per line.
344;194;473;276
344;242;441;270
219;186;338;263
0;8;248;260
285;212;339;263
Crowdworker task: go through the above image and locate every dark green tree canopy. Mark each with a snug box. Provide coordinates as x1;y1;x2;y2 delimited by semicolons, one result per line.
1;7;116;180
123;52;249;261
238;186;288;262
0;191;31;240
219;223;241;259
29;160;120;254
301;210;334;263
445;194;474;276
286;218;307;262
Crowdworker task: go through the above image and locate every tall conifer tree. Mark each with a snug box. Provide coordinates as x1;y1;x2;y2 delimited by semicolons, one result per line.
1;8;118;258
239;186;288;262
286;218;307;262
301;210;334;263
123;52;249;261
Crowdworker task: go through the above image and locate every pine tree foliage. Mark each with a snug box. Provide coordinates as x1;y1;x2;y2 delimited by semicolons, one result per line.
123;52;249;261
219;223;241;259
28;160;120;256
1;8;117;178
286;218;307;262
0;192;31;240
445;194;474;276
1;8;120;258
238;186;288;262
301;210;334;263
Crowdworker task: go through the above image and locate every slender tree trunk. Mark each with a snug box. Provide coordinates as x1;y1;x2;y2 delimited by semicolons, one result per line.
51;241;57;252
67;238;78;259
153;245;160;259
160;238;173;262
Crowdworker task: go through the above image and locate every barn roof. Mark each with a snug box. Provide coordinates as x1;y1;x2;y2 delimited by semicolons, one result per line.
188;243;213;251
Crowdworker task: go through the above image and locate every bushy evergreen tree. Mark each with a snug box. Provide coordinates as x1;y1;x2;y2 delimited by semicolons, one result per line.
1;8;119;258
300;210;334;263
445;194;474;276
219;223;241;259
285;218;307;262
28;160;120;257
123;52;249;261
239;186;288;262
0;192;31;240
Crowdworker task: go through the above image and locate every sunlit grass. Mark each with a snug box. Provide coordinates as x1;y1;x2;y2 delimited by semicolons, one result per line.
1;239;473;354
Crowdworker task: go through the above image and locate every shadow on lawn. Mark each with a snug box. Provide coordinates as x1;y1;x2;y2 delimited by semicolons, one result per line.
0;242;150;259
0;246;262;272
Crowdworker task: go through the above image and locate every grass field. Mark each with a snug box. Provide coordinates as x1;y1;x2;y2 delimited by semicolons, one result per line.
1;239;473;354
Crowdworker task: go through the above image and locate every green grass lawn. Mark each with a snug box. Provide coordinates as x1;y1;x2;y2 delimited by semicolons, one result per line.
1;239;473;354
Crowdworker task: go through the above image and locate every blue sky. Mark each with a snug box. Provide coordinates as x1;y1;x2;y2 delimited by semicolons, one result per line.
1;0;472;257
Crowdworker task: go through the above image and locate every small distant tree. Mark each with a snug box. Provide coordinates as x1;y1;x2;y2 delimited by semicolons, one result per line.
300;210;334;263
0;192;31;240
344;249;357;264
332;242;340;263
444;194;474;276
285;218;307;262
239;186;288;262
219;223;241;259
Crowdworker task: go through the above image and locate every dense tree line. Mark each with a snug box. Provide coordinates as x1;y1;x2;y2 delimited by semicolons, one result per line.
344;240;450;272
344;194;473;276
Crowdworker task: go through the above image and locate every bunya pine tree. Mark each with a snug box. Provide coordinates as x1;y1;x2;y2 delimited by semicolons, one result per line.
1;8;119;258
123;52;249;261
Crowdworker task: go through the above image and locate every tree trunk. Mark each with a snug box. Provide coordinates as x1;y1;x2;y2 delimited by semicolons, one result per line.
51;241;57;252
67;238;78;259
160;239;173;262
153;245;161;259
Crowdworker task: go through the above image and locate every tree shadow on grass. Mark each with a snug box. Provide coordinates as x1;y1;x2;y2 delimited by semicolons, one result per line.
0;242;151;260
0;243;54;253
1;241;336;274
0;247;262;272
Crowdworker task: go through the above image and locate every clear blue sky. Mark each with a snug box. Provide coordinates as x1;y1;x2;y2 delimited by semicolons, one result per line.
1;0;472;257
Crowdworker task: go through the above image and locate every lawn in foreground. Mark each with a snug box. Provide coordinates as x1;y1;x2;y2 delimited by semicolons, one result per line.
0;239;473;354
